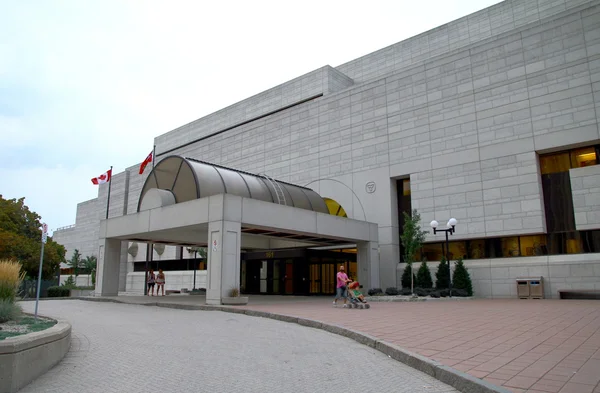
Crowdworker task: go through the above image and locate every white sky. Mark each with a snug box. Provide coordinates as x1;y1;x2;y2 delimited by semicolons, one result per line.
0;0;501;235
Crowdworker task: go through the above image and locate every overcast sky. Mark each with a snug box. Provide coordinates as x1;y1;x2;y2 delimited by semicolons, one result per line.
0;0;501;235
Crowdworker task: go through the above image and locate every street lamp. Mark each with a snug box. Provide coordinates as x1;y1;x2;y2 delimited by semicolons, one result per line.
430;218;458;298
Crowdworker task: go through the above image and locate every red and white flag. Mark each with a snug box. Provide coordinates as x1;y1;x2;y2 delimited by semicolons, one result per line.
139;151;153;174
91;169;112;185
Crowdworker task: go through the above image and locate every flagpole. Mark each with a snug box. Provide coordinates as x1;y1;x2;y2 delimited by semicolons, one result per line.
152;145;156;169
105;165;113;219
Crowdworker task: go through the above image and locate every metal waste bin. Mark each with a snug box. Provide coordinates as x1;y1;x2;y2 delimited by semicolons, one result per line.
517;279;530;299
529;278;544;299
516;277;544;299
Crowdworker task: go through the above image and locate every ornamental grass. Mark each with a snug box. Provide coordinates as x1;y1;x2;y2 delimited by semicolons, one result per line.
0;259;25;303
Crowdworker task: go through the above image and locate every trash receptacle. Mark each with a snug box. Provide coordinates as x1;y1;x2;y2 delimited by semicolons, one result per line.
517;279;530;299
529;278;544;299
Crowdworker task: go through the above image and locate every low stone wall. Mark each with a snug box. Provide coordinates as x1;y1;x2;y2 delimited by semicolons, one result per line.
0;318;71;393
397;253;600;299
125;271;207;294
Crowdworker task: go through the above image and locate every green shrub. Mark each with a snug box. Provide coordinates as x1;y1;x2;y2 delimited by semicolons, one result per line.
414;287;433;297
452;259;473;296
385;287;399;296
400;288;413;296
416;261;433;289
435;258;450;289
61;275;76;289
0;299;22;323
453;288;469;297
47;286;71;297
401;263;416;289
367;288;383;296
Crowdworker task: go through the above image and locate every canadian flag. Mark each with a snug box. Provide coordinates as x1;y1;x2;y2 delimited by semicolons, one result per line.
139;151;153;174
91;169;112;185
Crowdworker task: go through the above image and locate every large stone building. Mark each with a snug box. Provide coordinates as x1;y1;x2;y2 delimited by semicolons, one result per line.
54;0;600;299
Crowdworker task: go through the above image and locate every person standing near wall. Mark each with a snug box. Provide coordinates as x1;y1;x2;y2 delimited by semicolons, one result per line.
333;265;350;307
156;269;166;296
147;269;156;296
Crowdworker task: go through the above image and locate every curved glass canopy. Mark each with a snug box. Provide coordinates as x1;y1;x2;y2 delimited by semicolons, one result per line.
137;156;329;214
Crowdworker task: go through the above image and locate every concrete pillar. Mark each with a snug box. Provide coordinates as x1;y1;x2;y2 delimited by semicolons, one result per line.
96;238;122;296
206;220;242;305
357;240;380;292
118;240;128;292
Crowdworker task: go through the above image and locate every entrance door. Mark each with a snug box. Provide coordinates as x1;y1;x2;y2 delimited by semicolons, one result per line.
321;263;335;295
244;261;261;294
309;263;320;294
284;260;294;294
294;260;309;295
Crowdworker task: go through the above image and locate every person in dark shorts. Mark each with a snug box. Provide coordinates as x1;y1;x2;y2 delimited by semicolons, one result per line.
147;269;156;296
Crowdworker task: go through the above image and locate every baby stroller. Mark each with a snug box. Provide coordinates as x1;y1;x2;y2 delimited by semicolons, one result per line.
345;281;370;309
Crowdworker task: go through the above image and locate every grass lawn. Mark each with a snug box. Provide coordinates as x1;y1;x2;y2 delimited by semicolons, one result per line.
0;316;56;340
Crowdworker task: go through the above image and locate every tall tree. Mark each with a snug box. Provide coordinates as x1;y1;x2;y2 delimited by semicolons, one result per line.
400;209;428;265
68;249;82;276
0;195;65;279
82;255;97;275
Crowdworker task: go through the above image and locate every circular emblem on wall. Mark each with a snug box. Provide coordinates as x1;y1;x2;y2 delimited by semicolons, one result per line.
365;181;376;194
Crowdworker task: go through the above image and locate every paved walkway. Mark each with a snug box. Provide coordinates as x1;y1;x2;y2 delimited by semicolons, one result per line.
238;297;600;393
90;295;600;393
19;300;457;393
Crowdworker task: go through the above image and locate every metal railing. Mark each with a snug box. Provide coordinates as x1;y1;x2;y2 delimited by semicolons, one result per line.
259;173;287;206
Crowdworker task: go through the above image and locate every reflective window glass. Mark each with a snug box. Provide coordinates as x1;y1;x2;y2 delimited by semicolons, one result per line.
540;153;570;174
468;239;486;259
421;243;443;261
501;237;520;257
403;179;411;196
519;235;548;256
447;241;467;261
571;147;597;169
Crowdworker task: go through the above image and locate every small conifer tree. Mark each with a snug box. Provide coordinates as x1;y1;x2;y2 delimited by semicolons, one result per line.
452;258;473;296
435;257;450;289
416;261;433;288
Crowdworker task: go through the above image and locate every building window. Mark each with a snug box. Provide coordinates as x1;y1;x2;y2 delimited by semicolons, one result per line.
540;152;571;175
397;178;412;261
415;230;600;262
571;146;598;169
519;235;548;256
539;145;599;174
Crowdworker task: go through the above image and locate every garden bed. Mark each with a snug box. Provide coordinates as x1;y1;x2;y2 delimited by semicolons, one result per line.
365;294;475;302
0;315;56;341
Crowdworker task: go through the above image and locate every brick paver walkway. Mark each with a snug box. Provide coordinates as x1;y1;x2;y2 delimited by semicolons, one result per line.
19;300;457;393
234;298;600;393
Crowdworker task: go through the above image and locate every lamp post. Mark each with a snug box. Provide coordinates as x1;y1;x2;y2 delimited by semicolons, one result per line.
430;218;457;298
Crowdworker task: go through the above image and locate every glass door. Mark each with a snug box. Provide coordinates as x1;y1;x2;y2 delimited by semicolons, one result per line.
284;260;294;294
321;263;335;294
309;264;320;294
272;260;281;294
259;260;268;293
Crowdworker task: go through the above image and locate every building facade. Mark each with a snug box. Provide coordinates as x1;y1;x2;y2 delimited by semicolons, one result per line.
54;0;600;298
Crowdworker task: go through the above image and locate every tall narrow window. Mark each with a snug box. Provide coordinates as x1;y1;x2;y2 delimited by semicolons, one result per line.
398;178;412;262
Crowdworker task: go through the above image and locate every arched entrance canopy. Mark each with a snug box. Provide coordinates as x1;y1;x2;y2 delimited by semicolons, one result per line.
137;156;329;214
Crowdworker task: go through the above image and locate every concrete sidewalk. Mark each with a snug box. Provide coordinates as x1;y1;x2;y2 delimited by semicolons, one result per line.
88;295;600;393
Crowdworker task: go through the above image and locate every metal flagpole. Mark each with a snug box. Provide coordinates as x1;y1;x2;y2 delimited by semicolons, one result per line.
143;148;155;295
105;166;113;219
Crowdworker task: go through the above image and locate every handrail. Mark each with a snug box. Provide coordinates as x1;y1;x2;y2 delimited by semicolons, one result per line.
259;173;287;206
54;224;76;232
